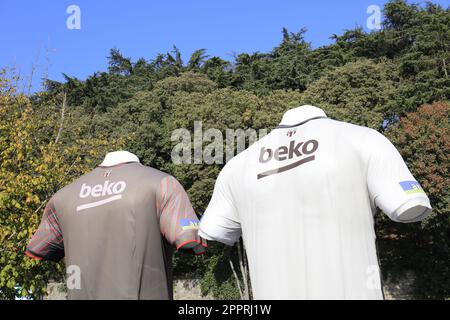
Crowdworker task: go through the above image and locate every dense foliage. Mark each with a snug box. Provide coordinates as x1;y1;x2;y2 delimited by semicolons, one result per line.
380;102;449;299
1;0;448;299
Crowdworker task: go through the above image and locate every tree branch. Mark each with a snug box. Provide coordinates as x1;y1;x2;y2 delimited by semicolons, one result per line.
54;92;67;144
237;240;250;300
229;258;244;300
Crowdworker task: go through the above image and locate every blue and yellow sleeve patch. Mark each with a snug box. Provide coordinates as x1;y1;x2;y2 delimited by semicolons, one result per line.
180;218;200;230
399;181;425;195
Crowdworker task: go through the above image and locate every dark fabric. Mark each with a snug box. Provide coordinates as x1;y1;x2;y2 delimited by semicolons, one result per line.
27;162;205;299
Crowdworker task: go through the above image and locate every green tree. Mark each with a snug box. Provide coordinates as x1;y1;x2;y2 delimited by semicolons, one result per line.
301;59;400;129
267;28;313;91
202;56;233;88
0;73;122;299
188;49;209;71
378;101;450;299
108;48;133;76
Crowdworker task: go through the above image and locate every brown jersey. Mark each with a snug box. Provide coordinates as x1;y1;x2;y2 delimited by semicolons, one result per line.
26;153;206;300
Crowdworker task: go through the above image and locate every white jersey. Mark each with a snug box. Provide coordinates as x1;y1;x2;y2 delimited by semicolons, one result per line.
199;105;432;300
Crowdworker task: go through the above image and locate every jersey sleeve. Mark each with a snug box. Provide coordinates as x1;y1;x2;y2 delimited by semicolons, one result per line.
365;129;432;223
156;176;207;255
26;198;64;262
199;164;242;246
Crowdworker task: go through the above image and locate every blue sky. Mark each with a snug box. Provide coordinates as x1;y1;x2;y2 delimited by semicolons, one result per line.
1;0;448;92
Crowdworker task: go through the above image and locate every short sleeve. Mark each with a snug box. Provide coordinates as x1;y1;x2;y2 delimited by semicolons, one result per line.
199;164;242;246
365;129;432;223
156;176;207;254
26;198;64;262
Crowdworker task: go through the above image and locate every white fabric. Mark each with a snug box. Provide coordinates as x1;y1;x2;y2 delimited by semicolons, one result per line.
394;199;432;222
279;105;327;125
100;151;140;167
199;105;432;300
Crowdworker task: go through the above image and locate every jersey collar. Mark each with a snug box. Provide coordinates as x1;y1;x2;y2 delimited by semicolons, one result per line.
278;105;327;128
99;151;140;167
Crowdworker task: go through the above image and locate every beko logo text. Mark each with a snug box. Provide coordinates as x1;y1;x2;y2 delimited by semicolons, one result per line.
79;181;126;198
259;139;318;163
257;139;319;179
77;181;127;212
